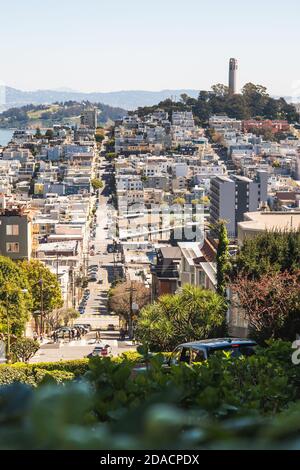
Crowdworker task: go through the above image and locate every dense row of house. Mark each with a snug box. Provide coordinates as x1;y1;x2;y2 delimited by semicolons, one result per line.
1;105;300;338
113;110;300;337
0;109;99;309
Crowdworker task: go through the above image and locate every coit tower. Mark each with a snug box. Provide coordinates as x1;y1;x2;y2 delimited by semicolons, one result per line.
229;58;238;94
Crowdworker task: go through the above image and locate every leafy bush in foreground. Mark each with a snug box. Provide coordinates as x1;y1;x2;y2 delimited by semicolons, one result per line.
83;341;299;420
1;381;300;450
1;340;300;449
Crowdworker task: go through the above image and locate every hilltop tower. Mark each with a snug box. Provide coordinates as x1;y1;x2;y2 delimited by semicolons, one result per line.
229;58;238;95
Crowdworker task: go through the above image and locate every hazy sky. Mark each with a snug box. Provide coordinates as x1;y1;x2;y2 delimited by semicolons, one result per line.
1;0;300;95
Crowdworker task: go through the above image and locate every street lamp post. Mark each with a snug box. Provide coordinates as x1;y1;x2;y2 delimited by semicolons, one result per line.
37;280;56;335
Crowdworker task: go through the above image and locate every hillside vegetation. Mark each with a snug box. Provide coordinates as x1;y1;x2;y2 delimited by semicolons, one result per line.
0;100;127;128
134;82;299;125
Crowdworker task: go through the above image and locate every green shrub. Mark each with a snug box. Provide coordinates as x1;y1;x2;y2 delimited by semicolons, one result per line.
0;359;87;386
0;365;36;387
33;369;75;385
1;380;300;449
113;351;143;363
136;285;227;351
1;341;300;448
29;359;89;377
0;341;299;417
11;337;39;363
80;340;300;420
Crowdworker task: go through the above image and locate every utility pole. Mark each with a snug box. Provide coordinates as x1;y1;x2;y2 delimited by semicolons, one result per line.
39;279;44;334
113;239;119;282
56;251;59;279
125;282;138;340
6;292;11;364
72;268;76;309
128;283;133;339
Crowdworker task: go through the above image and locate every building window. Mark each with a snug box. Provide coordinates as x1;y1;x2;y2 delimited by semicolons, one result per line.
6;242;20;253
6;225;19;236
199;270;206;286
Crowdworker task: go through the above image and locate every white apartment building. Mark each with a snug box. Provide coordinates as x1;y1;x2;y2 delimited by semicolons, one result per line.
173;163;188;178
116;175;144;191
191;163;226;179
209;114;242;132
172;112;195;128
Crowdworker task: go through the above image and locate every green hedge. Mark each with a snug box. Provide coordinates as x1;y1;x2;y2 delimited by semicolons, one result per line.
0;365;36;387
0;365;74;386
0;360;88;386
32;369;75;385
0;354;145;386
28;359;89;377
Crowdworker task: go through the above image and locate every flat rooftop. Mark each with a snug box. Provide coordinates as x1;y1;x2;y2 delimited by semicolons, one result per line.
239;211;300;232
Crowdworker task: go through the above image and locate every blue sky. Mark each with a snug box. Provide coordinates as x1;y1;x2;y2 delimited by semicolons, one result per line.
0;0;300;95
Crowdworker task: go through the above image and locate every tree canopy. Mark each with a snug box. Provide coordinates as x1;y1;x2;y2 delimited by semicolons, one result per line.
134;83;299;124
91;178;104;190
229;230;300;343
231;230;300;280
108;280;151;328
231;271;300;343
20;260;63;316
0;258;64;337
11;337;40;363
135;284;227;351
0;257;32;336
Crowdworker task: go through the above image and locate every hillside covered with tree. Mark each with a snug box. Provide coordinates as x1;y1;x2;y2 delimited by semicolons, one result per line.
134;83;299;125
0;101;127;128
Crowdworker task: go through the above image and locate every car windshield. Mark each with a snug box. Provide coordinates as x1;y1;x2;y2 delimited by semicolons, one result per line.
208;345;256;358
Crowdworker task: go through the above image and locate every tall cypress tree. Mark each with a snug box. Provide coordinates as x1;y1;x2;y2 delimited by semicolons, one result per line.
216;222;231;297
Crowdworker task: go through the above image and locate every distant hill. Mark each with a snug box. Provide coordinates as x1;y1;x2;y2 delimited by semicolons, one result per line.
1;87;200;111
0;101;127;129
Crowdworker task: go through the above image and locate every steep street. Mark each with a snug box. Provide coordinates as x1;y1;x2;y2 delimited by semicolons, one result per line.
31;155;135;362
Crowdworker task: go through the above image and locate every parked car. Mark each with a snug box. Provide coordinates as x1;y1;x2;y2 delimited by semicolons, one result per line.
87;345;112;359
132;338;257;376
53;327;72;339
167;339;257;365
107;324;115;331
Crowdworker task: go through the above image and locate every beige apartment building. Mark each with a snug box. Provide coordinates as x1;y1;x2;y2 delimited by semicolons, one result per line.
237;211;300;245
